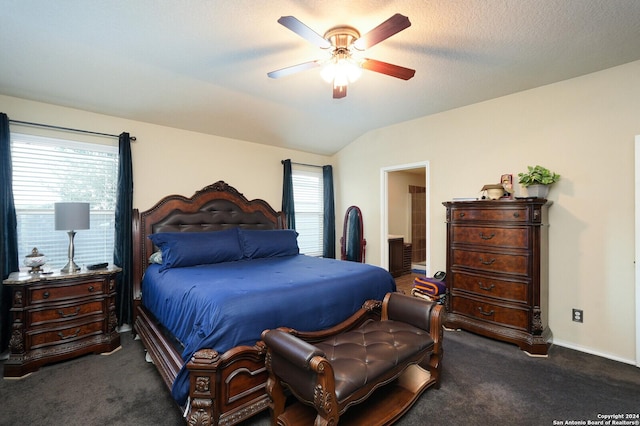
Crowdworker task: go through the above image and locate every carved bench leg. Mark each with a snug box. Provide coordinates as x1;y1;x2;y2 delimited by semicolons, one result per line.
312;358;340;426
313;386;339;426
265;352;286;425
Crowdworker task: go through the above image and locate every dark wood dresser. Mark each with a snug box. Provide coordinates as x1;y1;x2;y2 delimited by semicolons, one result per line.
443;199;551;355
3;266;121;377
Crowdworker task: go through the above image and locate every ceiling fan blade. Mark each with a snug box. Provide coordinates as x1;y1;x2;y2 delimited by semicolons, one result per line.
362;58;415;80
267;60;321;79
277;16;332;49
333;85;347;99
353;13;411;50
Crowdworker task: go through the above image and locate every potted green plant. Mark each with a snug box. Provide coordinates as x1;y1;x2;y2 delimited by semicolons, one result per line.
517;165;560;198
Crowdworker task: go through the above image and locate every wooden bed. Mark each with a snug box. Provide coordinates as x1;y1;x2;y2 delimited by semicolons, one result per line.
132;181;386;426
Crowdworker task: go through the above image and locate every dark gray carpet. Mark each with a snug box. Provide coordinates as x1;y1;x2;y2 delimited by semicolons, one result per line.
1;329;639;425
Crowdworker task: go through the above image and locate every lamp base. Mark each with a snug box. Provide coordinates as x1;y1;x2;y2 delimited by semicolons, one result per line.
61;260;81;273
61;230;80;273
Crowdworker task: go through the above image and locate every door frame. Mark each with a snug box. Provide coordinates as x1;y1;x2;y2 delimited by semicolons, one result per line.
380;161;430;274
634;135;640;367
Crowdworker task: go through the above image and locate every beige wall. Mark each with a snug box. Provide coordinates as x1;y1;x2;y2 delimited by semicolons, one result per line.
335;60;640;364
0;95;331;211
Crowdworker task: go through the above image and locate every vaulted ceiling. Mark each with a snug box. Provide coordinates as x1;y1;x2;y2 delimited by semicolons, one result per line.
2;1;640;155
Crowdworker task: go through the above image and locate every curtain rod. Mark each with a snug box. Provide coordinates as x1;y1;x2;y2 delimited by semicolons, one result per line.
9;119;137;141
281;160;323;169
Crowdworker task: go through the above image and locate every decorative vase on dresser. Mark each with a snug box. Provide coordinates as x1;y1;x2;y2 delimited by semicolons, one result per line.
3;266;121;377
442;199;551;355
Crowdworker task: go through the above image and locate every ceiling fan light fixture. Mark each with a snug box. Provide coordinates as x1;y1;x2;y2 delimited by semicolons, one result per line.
269;15;414;98
320;54;362;87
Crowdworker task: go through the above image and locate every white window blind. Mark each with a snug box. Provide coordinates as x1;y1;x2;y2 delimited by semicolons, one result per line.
292;165;324;257
11;133;118;271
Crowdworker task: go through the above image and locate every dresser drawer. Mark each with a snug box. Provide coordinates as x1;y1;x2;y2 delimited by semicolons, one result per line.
27;318;105;350
452;226;528;249
450;206;529;223
452;249;529;276
451;272;528;303
28;300;104;327
451;295;528;331
30;281;104;304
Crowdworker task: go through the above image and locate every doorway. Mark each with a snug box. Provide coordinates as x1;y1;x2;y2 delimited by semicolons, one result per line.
380;162;430;278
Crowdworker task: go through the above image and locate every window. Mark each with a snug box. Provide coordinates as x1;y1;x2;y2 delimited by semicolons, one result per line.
292;165;324;256
11;133;118;271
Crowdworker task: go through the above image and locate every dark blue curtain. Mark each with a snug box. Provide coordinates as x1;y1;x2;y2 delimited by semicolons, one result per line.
322;165;335;258
282;159;295;230
113;132;133;326
0;113;19;351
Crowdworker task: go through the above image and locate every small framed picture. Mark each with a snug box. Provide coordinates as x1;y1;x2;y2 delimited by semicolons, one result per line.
500;174;513;199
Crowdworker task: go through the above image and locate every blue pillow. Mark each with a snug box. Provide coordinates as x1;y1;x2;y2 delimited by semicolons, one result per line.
148;228;243;270
238;229;299;259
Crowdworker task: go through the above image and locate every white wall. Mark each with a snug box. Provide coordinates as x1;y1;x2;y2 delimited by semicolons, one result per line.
0;95;331;212
335;60;640;364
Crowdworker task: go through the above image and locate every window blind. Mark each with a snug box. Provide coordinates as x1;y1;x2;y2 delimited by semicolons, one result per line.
292;165;324;257
11;133;118;270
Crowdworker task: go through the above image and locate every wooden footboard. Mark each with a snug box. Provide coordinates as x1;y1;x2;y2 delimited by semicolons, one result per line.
134;304;270;426
186;344;270;426
134;299;384;426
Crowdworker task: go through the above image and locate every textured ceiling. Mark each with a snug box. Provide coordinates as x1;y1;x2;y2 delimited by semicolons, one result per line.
2;1;640;155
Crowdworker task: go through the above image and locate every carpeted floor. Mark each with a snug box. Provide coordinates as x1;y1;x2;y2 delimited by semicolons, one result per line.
1;324;639;426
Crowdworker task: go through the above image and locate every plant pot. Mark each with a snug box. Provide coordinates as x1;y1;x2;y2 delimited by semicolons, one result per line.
525;184;549;199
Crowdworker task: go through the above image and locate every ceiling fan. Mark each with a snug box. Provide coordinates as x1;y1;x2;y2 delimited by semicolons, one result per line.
267;13;415;99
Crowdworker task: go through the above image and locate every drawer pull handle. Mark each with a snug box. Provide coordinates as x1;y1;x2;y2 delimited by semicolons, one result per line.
43;291;50;299
57;328;81;340
477;307;495;317
459;212;465;218
478;282;495;291
479;232;495;240
57;307;81;318
513;212;520;218
479;257;496;265
87;286;95;292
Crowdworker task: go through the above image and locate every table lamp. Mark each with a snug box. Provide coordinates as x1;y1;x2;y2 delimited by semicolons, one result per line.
55;202;90;273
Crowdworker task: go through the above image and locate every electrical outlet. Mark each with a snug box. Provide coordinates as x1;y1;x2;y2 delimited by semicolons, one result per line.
572;309;583;323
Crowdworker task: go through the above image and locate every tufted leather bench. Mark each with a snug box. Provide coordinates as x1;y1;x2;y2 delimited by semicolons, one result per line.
262;292;443;426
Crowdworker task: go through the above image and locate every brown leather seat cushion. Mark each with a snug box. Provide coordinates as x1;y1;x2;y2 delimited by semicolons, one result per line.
315;320;434;402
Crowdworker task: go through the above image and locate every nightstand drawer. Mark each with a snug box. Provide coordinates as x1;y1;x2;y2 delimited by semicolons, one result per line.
451;272;528;303
450;207;529;223
452;226;528;249
30;281;104;304
451;295;528;331
28;300;104;327
452;249;528;276
28;318;105;350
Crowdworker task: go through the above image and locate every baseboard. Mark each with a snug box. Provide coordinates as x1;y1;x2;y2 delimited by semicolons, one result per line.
551;339;637;366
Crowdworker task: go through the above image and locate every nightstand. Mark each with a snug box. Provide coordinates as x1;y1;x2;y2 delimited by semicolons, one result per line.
3;266;121;378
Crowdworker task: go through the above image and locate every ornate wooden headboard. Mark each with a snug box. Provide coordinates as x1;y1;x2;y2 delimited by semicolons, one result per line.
131;181;284;301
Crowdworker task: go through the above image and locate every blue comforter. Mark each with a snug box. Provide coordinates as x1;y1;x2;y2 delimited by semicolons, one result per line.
141;254;396;404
